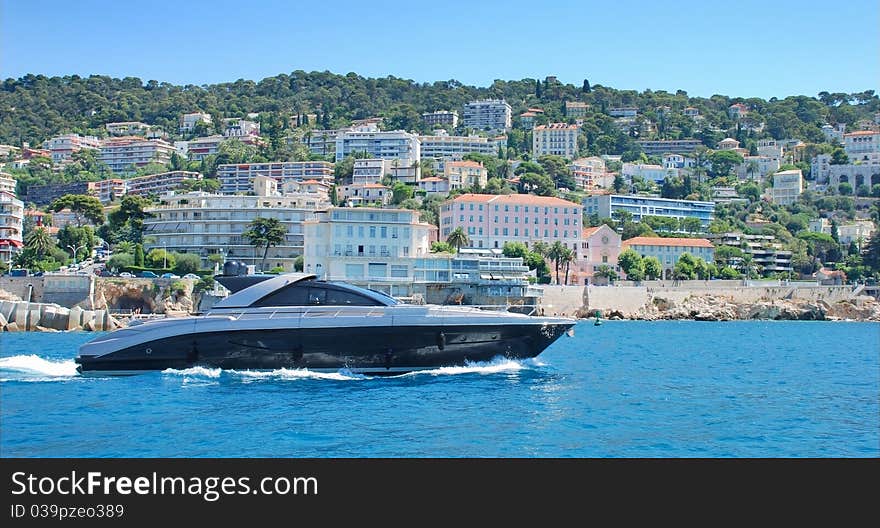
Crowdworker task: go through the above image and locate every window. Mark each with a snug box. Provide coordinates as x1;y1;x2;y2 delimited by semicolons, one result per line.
380;226;387;238
370;226;376;238
368;263;387;277
390;265;408;278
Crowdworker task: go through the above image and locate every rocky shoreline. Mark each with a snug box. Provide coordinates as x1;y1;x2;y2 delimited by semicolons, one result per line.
586;294;880;322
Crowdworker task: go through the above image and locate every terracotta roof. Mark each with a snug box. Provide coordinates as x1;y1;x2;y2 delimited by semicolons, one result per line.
520;112;537;117
623;237;714;248
582;226;602;237
448;193;581;208
419;177;447;182
362;183;388;189
534;123;579;131
447;160;483;168
301;179;328;185
844;130;879;137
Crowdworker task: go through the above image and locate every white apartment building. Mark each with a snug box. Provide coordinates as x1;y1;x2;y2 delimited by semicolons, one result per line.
622;163;677;183
99;137;175;175
736;155;781;181
532;123;580;159
422;110;458;128
106;122;151;136
303;207;435;290
462;99;512;132
143;178;330;271
0;172;16;195
336;183;391;207
838;220;876;247
444;161;488;190
180;112;212;133
185;135;225;161
0;191;23;265
756;139;784;159
418;133;503;171
844;130;880;163
217;161;334;194
570;157;610;190
223;118;261;138
42;134;101;163
418;177;450;198
771;169;803;205
126;171;202;197
352;158;391;185
564;101;589;118
608;107;638;118
335;129;421;182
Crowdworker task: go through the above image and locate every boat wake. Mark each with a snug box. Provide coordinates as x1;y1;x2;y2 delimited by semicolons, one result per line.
0;354;80;382
161;357;547;382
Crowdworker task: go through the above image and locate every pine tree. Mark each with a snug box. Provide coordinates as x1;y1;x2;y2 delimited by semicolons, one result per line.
582;79;591;93
535;79;542;99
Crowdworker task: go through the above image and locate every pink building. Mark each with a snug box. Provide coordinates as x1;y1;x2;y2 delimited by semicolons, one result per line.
570;224;622;285
439;193;583;256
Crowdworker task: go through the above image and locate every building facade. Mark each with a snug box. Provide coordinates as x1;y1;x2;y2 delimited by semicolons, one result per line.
418;133;503;171
99;137;175;175
105;122;152;136
352;158;390;185
569;157;610;191
709;232;792;276
335;130;421;181
0;172;16;195
771;169;803;205
635;139;703;155
444;161;488;190
417;177;450;198
143;181;330;271
571;224;622;285
622;237;715;279
42;134;101;163
217;161;334;194
564;101;589;118
462;99;512;132
583;194;715;229
843;130;880;163
180;112;212;133
126;171;202;197
440;193;583;257
532;123;580;159
622;163;677;183
0;191;24;265
336;183;391;207
421;110;459;128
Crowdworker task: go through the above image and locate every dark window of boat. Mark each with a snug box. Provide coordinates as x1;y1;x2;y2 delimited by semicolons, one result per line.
254;282;382;307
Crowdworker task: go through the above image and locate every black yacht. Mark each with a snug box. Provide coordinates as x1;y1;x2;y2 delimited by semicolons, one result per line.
75;273;575;375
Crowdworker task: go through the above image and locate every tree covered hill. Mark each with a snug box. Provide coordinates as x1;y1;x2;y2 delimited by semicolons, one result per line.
1;70;877;150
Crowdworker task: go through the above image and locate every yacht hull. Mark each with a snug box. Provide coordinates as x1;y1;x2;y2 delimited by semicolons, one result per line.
75;321;573;375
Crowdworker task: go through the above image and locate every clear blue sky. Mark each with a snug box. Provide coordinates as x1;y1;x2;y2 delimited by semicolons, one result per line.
2;0;877;99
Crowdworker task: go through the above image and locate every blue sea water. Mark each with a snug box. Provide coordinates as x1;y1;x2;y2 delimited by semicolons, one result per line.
1;321;877;458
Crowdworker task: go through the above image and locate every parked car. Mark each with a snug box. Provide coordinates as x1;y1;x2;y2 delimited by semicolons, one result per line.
139;271;159;278
9;268;28;277
119;272;134;278
181;273;201;280
161;273;180;279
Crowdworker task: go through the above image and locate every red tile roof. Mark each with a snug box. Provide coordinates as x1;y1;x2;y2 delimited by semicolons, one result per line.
844;130;879;137
448;193;581;208
447;160;483;169
623;236;714;248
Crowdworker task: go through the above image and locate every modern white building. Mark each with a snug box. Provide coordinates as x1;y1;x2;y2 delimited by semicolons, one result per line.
662;154;696;170
736;155;781;181
303;207;436;293
838;220;876;247
300;129;341;157
180;112;212;134
335;129;421;182
570;157;612;191
143;178;330;271
0;191;24;265
352;158;391;185
99;137;175;175
608;107;638;118
462;99;512;132
126;171;202;197
532;123;580;159
622;163;677;183
635;139;703;155
421;110;458;128
223;118;261;138
444;161;488;190
0;172;16;195
418;133;503;171
583;194;715;229
336;183;391;207
771;169;803;205
217;161;334;194
417;177;450;198
42;134;101;163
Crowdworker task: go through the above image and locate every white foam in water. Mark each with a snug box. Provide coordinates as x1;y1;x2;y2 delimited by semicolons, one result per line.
0;355;79;379
231;368;366;381
161;366;222;378
403;357;539;377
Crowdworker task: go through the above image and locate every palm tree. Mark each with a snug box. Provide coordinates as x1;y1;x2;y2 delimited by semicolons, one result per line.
531;241;549;258
244;217;287;272
561;247;575;285
746;160;760;182
24;227;53;259
446;227;470;252
547;241;568;285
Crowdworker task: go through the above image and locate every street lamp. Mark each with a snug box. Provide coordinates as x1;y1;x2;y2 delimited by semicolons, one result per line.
67;243;87;269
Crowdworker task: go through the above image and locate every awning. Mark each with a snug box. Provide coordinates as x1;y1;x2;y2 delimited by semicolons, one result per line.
0;239;23;248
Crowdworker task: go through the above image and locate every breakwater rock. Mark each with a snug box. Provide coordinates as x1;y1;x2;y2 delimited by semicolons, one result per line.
0;299;122;332
620;294;880;322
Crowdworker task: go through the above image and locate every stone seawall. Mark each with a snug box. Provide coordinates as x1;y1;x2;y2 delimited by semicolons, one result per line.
537;283;880;321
